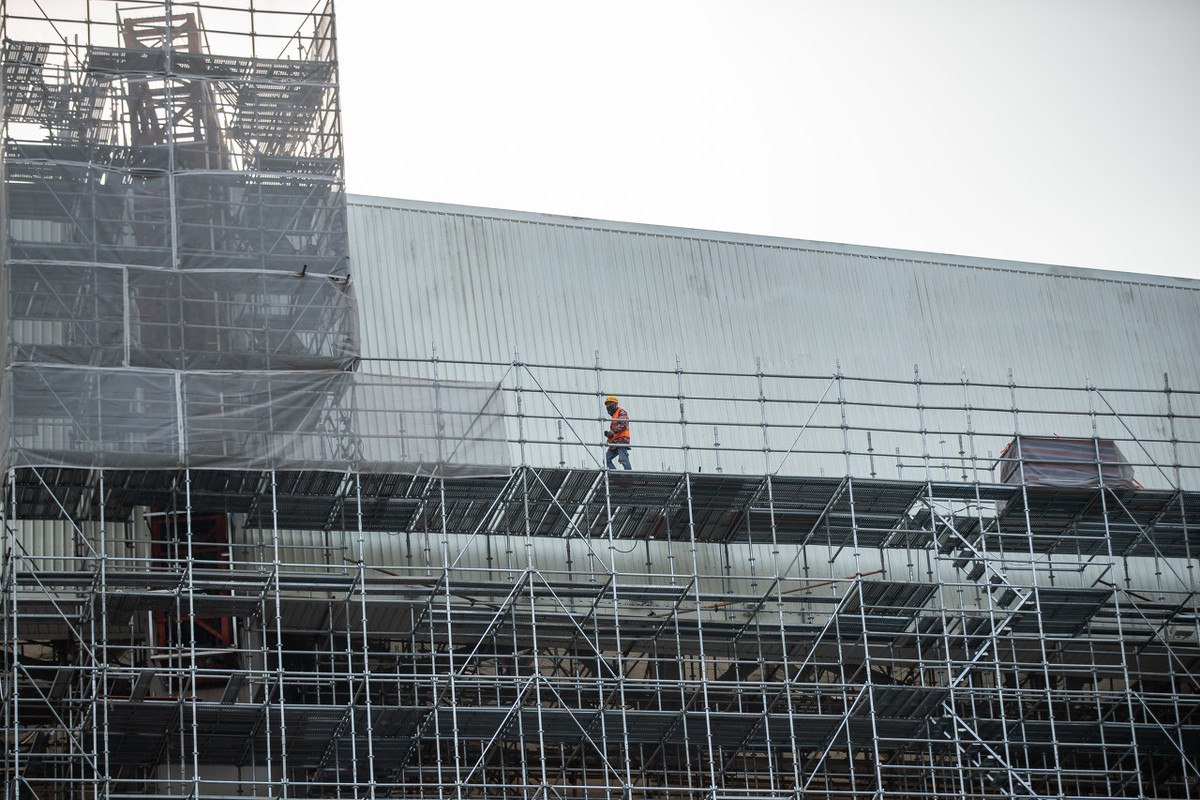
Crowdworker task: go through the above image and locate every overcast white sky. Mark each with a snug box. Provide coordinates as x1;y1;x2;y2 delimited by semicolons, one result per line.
334;0;1200;281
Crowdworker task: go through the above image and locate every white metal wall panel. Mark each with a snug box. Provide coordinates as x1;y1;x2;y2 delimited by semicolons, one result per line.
348;195;1200;387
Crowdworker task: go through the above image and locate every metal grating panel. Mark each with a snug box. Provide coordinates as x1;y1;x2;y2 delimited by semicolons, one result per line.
744;476;844;544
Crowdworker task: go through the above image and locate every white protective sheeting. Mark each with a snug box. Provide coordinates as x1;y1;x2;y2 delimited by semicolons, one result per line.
4;366;509;476
7;263;359;370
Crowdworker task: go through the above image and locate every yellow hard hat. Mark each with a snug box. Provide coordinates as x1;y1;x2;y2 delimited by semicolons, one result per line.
604;395;618;404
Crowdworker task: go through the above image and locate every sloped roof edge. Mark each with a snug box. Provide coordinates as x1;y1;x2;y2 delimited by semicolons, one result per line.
347;193;1198;292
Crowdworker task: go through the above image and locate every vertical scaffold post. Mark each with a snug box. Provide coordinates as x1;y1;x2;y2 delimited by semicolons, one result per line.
756;357;770;475
1088;373;1148;799
1009;367;1066;800
353;471;379;797
268;468;290;797
713;426;722;474
680;470;719;794
594;350;605;470
515;347;526;466
184;470;202;798
677;355;689;473
960;368;979;483
835;360;851;478
98;470;112;790
432;342;444;469
915;364;931;483
1164;373;1197;592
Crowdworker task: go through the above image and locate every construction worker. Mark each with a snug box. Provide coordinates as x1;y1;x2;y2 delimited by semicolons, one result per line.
603;395;632;470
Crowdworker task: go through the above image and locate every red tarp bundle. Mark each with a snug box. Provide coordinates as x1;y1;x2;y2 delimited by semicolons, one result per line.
998;436;1137;489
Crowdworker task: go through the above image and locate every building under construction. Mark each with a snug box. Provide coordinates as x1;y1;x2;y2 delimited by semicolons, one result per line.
2;1;1198;799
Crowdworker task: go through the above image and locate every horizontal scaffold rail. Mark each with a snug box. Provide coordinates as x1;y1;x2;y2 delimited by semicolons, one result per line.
9;466;1198;558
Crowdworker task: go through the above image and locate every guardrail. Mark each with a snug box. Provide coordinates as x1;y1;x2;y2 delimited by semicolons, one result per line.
363;356;1200;491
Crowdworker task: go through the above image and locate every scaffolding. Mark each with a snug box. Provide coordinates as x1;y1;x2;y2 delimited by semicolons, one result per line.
2;0;1199;798
0;0;357;473
0;0;506;476
2;356;1199;799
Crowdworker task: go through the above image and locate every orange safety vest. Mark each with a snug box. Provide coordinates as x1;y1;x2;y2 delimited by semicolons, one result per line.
609;407;630;444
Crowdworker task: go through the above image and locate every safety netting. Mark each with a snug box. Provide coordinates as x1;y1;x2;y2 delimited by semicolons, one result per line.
2;0;511;477
3;366;510;476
